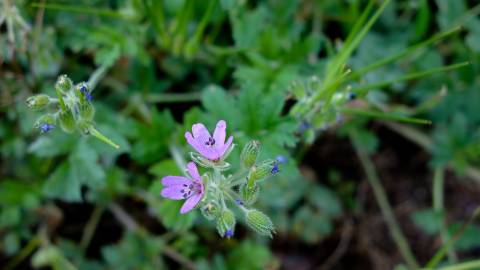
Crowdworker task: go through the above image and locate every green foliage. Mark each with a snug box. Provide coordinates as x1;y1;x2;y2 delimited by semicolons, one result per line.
2;0;480;269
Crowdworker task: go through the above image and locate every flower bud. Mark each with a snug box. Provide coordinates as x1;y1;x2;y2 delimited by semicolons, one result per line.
240;183;259;205
55;74;73;93
245;209;275;237
75;82;92;103
26;94;51;110
34;114;56;133
200;201;220;221
76;119;94;135
247;159;279;186
216;209;236;238
241;140;261;168
78;102;95;121
58;110;76;133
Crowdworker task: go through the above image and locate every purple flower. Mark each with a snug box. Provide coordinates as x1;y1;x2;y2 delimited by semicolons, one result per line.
161;162;205;214
185;120;233;161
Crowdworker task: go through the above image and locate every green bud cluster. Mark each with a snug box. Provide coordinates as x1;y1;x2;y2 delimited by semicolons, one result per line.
194;139;279;238
26;74;119;148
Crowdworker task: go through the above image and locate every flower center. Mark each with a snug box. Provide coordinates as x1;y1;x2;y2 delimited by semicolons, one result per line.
205;137;216;146
180;182;201;198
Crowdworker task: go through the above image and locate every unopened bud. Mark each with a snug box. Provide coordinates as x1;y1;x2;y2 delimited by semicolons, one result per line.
241;140;261;168
200;202;220;221
245;209;275;237
34;114;56;133
58;110;76;133
55;74;73;93
240;184;259;205
26;94;51;110
216;209;236;238
78;102;95;121
248;159;279;186
76;119;94;135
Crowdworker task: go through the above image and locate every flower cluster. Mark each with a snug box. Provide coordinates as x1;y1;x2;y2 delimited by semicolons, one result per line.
26;74;119;148
289;76;357;141
160;120;279;238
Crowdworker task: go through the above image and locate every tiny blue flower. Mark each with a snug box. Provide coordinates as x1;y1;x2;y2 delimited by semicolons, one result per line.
235;199;244;205
276;155;287;164
347;92;357;100
40;124;54;133
80;84;93;101
225;229;234;238
299;121;311;133
271;163;280;174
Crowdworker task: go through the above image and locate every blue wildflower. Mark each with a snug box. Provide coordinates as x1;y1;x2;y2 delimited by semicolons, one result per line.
347;92;357;100
225;229;234;238
271;163;280;174
40;124;54;133
235;199;244;205
80;84;93;101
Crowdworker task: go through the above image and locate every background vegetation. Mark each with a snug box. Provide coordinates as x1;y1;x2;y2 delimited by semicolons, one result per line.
1;0;480;269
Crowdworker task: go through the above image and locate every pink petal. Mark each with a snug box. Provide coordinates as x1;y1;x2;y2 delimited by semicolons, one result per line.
185;131;220;160
219;135;234;156
186;162;201;181
192;123;211;139
213;120;227;145
180;193;203;214
162;176;191;187
161;186;186;200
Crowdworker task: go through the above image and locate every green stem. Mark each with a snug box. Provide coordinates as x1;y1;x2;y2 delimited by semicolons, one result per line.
340;107;432;125
169;145;187;176
348;26;462;80
31;3;126;18
80;205;104;252
4;236;40;270
433;167;457;263
425;208;480;269
89;126;119;149
429;260;480;270
351;132;419;269
88;63;111;92
352;62;470;96
146;92;202;103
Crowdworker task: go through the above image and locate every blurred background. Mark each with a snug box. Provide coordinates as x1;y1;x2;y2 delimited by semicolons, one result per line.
1;0;480;269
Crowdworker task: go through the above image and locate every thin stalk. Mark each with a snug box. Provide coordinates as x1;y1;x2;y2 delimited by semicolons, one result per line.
4;236;40;270
109;203;197;270
425;207;480;269
31;3;126;19
55;88;67;111
351;132;419;269
426;260;480;270
80;205;104;252
348;26;462;80
352;62;470;96
169;145;187;176
88;63;111;92
89;126;119;149
433;167;457;263
383;122;480;184
340;107;432;125
146;92;202;103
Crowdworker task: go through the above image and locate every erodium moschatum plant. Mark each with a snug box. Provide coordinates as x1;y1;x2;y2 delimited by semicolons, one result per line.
160;120;279;238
